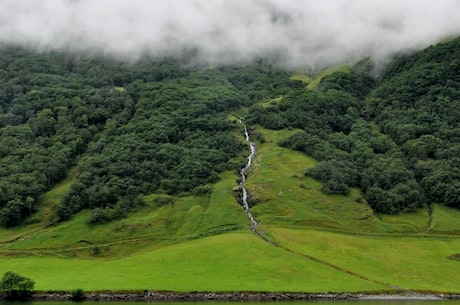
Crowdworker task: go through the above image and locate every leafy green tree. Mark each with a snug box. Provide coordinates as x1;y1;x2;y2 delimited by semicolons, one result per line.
0;271;35;300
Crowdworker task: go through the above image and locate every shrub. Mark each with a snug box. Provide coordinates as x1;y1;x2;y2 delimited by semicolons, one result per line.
71;288;86;302
0;271;35;300
152;196;174;207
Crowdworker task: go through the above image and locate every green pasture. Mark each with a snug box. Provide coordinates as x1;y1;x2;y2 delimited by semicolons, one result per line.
247;128;443;235
0;231;384;292
429;204;460;234
266;226;460;293
0;171;247;258
0;125;459;293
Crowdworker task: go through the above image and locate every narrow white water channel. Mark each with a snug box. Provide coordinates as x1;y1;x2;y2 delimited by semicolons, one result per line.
239;119;258;233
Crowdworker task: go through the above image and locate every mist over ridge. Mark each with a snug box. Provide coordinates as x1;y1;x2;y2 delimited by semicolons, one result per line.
1;0;459;68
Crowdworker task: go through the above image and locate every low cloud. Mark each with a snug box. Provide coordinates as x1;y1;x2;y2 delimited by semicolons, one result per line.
1;0;459;68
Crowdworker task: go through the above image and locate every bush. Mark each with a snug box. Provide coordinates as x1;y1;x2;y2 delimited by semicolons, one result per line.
88;207;114;224
71;288;86;302
321;180;350;195
0;271;35;300
152;196;174;207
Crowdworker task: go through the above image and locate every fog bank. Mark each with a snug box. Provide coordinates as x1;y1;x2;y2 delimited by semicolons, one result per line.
1;0;459;68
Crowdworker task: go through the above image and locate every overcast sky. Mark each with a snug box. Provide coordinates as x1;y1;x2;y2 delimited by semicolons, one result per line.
1;0;459;68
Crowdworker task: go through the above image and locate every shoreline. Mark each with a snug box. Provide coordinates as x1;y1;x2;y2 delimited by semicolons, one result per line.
29;291;460;302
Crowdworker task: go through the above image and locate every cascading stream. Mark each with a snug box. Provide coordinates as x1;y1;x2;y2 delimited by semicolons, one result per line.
239;119;258;233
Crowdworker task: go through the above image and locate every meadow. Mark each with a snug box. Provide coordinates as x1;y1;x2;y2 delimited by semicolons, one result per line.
0;126;459;293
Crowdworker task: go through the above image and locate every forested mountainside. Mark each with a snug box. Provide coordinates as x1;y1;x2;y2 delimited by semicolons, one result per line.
250;37;459;214
0;49;291;227
0;37;458;227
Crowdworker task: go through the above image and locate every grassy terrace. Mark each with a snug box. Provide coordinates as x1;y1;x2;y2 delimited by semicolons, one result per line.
0;126;459;293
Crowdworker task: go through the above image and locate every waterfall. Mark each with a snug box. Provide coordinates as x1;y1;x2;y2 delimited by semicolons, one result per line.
239;119;258;233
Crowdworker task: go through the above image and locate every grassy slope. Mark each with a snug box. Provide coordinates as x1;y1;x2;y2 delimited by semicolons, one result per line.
288;66;350;91
248;128;431;234
1;171;248;258
0;125;459;293
306;66;351;90
429;204;460;234
0;166;80;245
248;128;460;293
290;73;313;84
268;227;460;292
0;231;383;292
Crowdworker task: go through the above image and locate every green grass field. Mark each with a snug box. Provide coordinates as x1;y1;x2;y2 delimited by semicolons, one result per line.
0;125;459;293
0;231;385;292
266;226;460;292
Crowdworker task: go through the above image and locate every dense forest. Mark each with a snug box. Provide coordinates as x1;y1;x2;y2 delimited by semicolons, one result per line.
250;37;459;213
0;37;458;227
0;48;292;226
